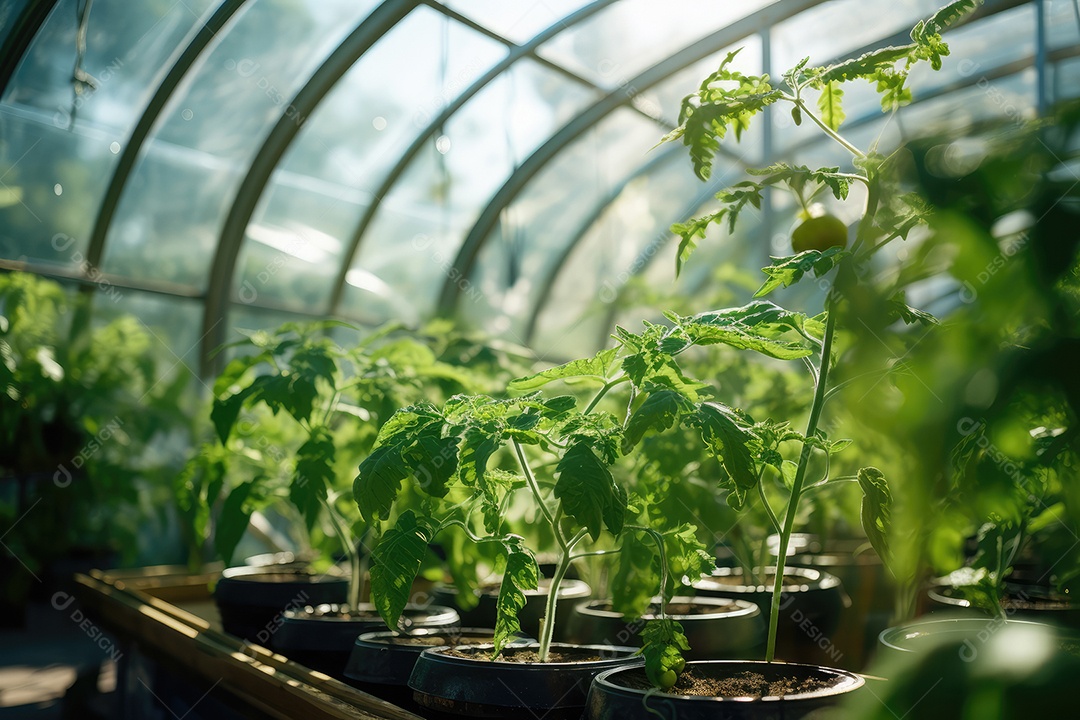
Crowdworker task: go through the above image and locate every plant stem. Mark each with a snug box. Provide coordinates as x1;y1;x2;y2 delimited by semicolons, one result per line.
765;304;838;662
584;376;630;415
321;494;360;610
537;528;587;661
513;439;565;551
756;468;782;535
794;97;865;159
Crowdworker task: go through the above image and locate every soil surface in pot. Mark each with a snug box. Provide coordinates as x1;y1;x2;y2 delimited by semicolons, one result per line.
614;666;845;698
443;645;604;663
376;633;495;647
675;668;839;698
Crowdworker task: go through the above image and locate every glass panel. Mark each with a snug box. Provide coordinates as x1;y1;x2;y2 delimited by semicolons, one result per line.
339;59;599;324
92;291;205;389
462;108;661;346
0;108;114;265
530;153;703;357
1046;0;1080;52
440;0;590;45
235;7;506;312
1053;56;1080;105
4;0;219;132
100;0;380;288
0;0;220;269
536;0;775;89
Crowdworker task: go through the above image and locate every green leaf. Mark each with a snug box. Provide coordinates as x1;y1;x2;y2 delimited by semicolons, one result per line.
293;427;334;531
694;403;758;511
664;524;716;591
354;446;409;523
404;432;459;498
554;442;626;542
640;618;690;689
888;293;939;326
370;510;430;630
917;0;982;40
492;538;539;657
623;390;694;454
211;383;257;444
818;45;916;85
670;182;766;275
215;479;258;565
508;348;619;393
745;163;851;201
755;248;850;298
665;301;819;360
816;81;846;131
858;467;891;568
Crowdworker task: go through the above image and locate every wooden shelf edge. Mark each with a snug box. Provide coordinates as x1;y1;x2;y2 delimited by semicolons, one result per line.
74;572;424;720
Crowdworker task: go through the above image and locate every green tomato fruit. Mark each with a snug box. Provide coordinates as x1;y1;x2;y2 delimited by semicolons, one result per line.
657;669;678;690
671;657;686;675
791;213;848;253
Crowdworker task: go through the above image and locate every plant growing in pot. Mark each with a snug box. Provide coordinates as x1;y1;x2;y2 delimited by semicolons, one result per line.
351;343;756;717
202;320;488;673
586;1;990;715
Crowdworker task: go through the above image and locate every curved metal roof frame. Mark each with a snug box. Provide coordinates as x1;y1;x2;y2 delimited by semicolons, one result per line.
200;0;419;374
84;0;249;273
324;0;620;317
521;0;1042;346
435;0;829;315
0;0;60;97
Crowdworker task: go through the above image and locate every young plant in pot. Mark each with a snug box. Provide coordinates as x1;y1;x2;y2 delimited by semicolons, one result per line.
352;350;748;718
587;2;990;716
203;321;483;674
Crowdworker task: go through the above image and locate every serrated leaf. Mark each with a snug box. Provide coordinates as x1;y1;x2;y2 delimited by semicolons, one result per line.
665;524;716;590
508;348;620;393
816;81;846;131
818;45;916;85
354;446;409;523
623;390;694;454
492;538;539;657
889;293;939;326
665;301;818;360
755;248;850;298
554;442;626;542
371;510;429;630
858;467;891;569
404;432;459;498
694;403;758;511
215;479;258;565
918;0;982;40
293;428;334;531
745;163;851;201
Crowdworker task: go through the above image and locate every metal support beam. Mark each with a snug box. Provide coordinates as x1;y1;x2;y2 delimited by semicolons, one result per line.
436;0;829;316
327;0;619;317
85;0;249;274
201;0;419;376
0;0;60;98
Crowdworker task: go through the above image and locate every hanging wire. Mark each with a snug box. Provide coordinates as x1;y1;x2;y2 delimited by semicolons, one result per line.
69;0;99;128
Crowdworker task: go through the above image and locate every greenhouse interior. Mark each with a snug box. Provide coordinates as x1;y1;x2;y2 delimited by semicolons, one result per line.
1;0;1079;717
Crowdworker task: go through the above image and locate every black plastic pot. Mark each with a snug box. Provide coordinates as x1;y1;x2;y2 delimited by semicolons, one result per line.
343;627;532;707
272;602;459;679
570;596;763;659
409;642;636;719
586;660;865;720
213;565;349;644
431;578;591;641
877;615;1057;664
693;567;845;665
789;538;892;670
927;582;1080;627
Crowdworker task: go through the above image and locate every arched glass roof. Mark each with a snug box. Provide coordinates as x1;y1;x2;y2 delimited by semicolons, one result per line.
1;0;1076;377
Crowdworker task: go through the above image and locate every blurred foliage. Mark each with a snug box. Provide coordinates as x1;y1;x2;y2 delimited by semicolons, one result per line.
843;100;1080;614
0;271;194;605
